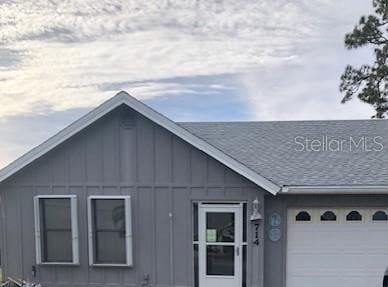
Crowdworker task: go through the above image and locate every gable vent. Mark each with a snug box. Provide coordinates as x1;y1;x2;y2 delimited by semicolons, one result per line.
120;110;136;130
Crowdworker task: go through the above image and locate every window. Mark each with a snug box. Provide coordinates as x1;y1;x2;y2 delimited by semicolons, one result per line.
88;196;132;266
320;211;336;221
33;195;79;264
346;210;362;221
295;211;311;221
373;210;388;221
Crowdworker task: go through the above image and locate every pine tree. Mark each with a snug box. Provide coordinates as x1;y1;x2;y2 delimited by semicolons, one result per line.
340;0;388;118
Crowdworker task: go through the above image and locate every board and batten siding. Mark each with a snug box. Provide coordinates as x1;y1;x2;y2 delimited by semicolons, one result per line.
0;105;266;287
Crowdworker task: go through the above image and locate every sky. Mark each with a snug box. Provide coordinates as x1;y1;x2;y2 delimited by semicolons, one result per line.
0;0;378;168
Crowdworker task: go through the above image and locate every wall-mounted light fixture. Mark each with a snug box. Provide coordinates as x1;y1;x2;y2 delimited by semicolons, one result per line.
250;197;262;246
250;197;262;222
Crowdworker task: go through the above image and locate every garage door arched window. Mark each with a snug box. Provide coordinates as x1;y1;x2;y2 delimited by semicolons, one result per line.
320;211;336;221
346;211;362;221
372;210;388;221
295;211;311;221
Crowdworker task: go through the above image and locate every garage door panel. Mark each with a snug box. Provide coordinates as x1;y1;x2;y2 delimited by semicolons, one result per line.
288;253;344;269
339;230;367;247
341;255;368;269
289;269;376;287
366;229;388;246
367;278;384;287
288;276;367;287
288;267;336;276
287;208;388;287
288;230;340;249
336;278;368;287
366;255;388;273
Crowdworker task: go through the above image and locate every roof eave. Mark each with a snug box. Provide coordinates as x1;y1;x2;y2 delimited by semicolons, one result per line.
281;185;388;194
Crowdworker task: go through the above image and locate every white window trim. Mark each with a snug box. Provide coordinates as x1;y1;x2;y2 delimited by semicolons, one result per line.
87;195;133;267
33;195;79;265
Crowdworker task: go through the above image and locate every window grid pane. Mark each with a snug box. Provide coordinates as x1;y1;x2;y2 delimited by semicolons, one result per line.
373;210;388;221
346;210;362;221
321;211;337;221
43;230;73;262
206;245;235;276
39;198;73;263
296;211;311;221
92;199;126;264
206;212;235;243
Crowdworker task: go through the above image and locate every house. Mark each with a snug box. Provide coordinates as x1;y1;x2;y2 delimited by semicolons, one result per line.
0;91;388;287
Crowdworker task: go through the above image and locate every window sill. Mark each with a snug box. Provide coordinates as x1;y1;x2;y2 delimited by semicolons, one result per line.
90;263;132;268
39;262;80;266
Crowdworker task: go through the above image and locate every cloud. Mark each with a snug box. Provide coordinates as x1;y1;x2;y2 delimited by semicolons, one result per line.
0;0;332;43
0;0;379;167
0;0;360;118
236;0;376;121
0;80;245;168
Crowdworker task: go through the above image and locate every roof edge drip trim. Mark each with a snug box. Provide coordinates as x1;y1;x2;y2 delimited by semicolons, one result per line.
281;185;388;194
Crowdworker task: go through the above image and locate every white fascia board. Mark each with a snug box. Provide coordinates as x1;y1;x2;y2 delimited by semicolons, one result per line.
281;185;388;194
0;91;280;195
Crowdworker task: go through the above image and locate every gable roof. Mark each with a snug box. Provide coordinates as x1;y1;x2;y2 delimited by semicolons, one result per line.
0;91;280;194
179;120;388;188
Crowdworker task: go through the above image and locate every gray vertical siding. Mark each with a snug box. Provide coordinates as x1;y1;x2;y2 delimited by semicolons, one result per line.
0;105;266;287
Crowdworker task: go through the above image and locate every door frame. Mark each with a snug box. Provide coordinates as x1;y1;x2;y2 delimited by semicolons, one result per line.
198;203;243;287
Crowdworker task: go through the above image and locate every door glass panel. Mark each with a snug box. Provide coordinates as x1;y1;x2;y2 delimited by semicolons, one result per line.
206;245;235;276
206;212;235;242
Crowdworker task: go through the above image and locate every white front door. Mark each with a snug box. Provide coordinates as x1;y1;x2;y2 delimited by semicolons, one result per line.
198;203;242;287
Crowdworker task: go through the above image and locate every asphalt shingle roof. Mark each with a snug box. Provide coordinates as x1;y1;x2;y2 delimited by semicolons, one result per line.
179;120;388;187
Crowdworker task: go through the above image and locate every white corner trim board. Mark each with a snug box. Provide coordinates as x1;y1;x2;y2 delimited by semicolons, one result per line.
0;91;281;195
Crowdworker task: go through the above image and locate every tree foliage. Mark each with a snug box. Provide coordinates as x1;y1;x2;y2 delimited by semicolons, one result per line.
340;0;388;118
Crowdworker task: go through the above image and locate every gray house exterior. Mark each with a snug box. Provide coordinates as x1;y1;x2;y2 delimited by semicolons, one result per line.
0;91;388;287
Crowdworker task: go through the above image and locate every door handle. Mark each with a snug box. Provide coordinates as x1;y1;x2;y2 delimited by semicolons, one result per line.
236;246;240;256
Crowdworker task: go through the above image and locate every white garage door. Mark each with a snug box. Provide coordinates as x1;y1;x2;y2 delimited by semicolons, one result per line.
287;208;388;287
